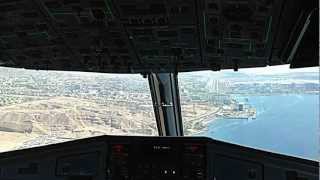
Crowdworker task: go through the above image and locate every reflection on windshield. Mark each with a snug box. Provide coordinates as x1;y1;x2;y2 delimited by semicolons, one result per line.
179;66;319;160
0;67;156;152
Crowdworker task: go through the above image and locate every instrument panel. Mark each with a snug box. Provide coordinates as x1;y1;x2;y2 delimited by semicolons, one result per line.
109;139;208;180
0;136;318;180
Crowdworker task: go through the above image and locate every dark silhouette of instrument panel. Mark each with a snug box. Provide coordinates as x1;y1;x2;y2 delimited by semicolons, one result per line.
113;0;201;72
203;0;275;69
1;0;314;73
0;136;318;180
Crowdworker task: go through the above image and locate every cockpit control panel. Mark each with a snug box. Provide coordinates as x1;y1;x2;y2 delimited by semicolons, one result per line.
0;136;318;180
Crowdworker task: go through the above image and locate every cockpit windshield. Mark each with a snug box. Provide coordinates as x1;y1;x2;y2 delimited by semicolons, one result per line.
0;65;318;161
179;65;319;160
0;67;156;152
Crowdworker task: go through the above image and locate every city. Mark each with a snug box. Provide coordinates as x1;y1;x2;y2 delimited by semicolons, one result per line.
0;67;318;152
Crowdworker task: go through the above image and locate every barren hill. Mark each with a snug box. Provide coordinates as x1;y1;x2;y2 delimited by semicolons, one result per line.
0;97;157;152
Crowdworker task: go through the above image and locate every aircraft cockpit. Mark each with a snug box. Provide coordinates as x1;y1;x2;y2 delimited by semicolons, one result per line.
0;0;319;179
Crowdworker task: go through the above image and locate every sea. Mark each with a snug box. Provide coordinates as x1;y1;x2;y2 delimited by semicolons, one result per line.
203;94;319;161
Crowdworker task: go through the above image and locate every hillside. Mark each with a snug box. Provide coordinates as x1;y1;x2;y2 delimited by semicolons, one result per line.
0;97;157;152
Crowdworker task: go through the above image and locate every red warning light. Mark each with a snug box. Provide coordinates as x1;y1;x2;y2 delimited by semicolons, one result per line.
190;145;199;153
113;144;124;153
185;144;202;153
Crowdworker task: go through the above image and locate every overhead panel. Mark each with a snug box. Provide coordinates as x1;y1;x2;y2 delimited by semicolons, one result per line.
203;0;275;69
0;0;64;69
0;0;140;73
38;0;140;72
0;0;315;73
112;0;202;71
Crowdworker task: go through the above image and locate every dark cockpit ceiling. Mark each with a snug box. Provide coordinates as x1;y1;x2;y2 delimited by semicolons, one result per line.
0;0;318;74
